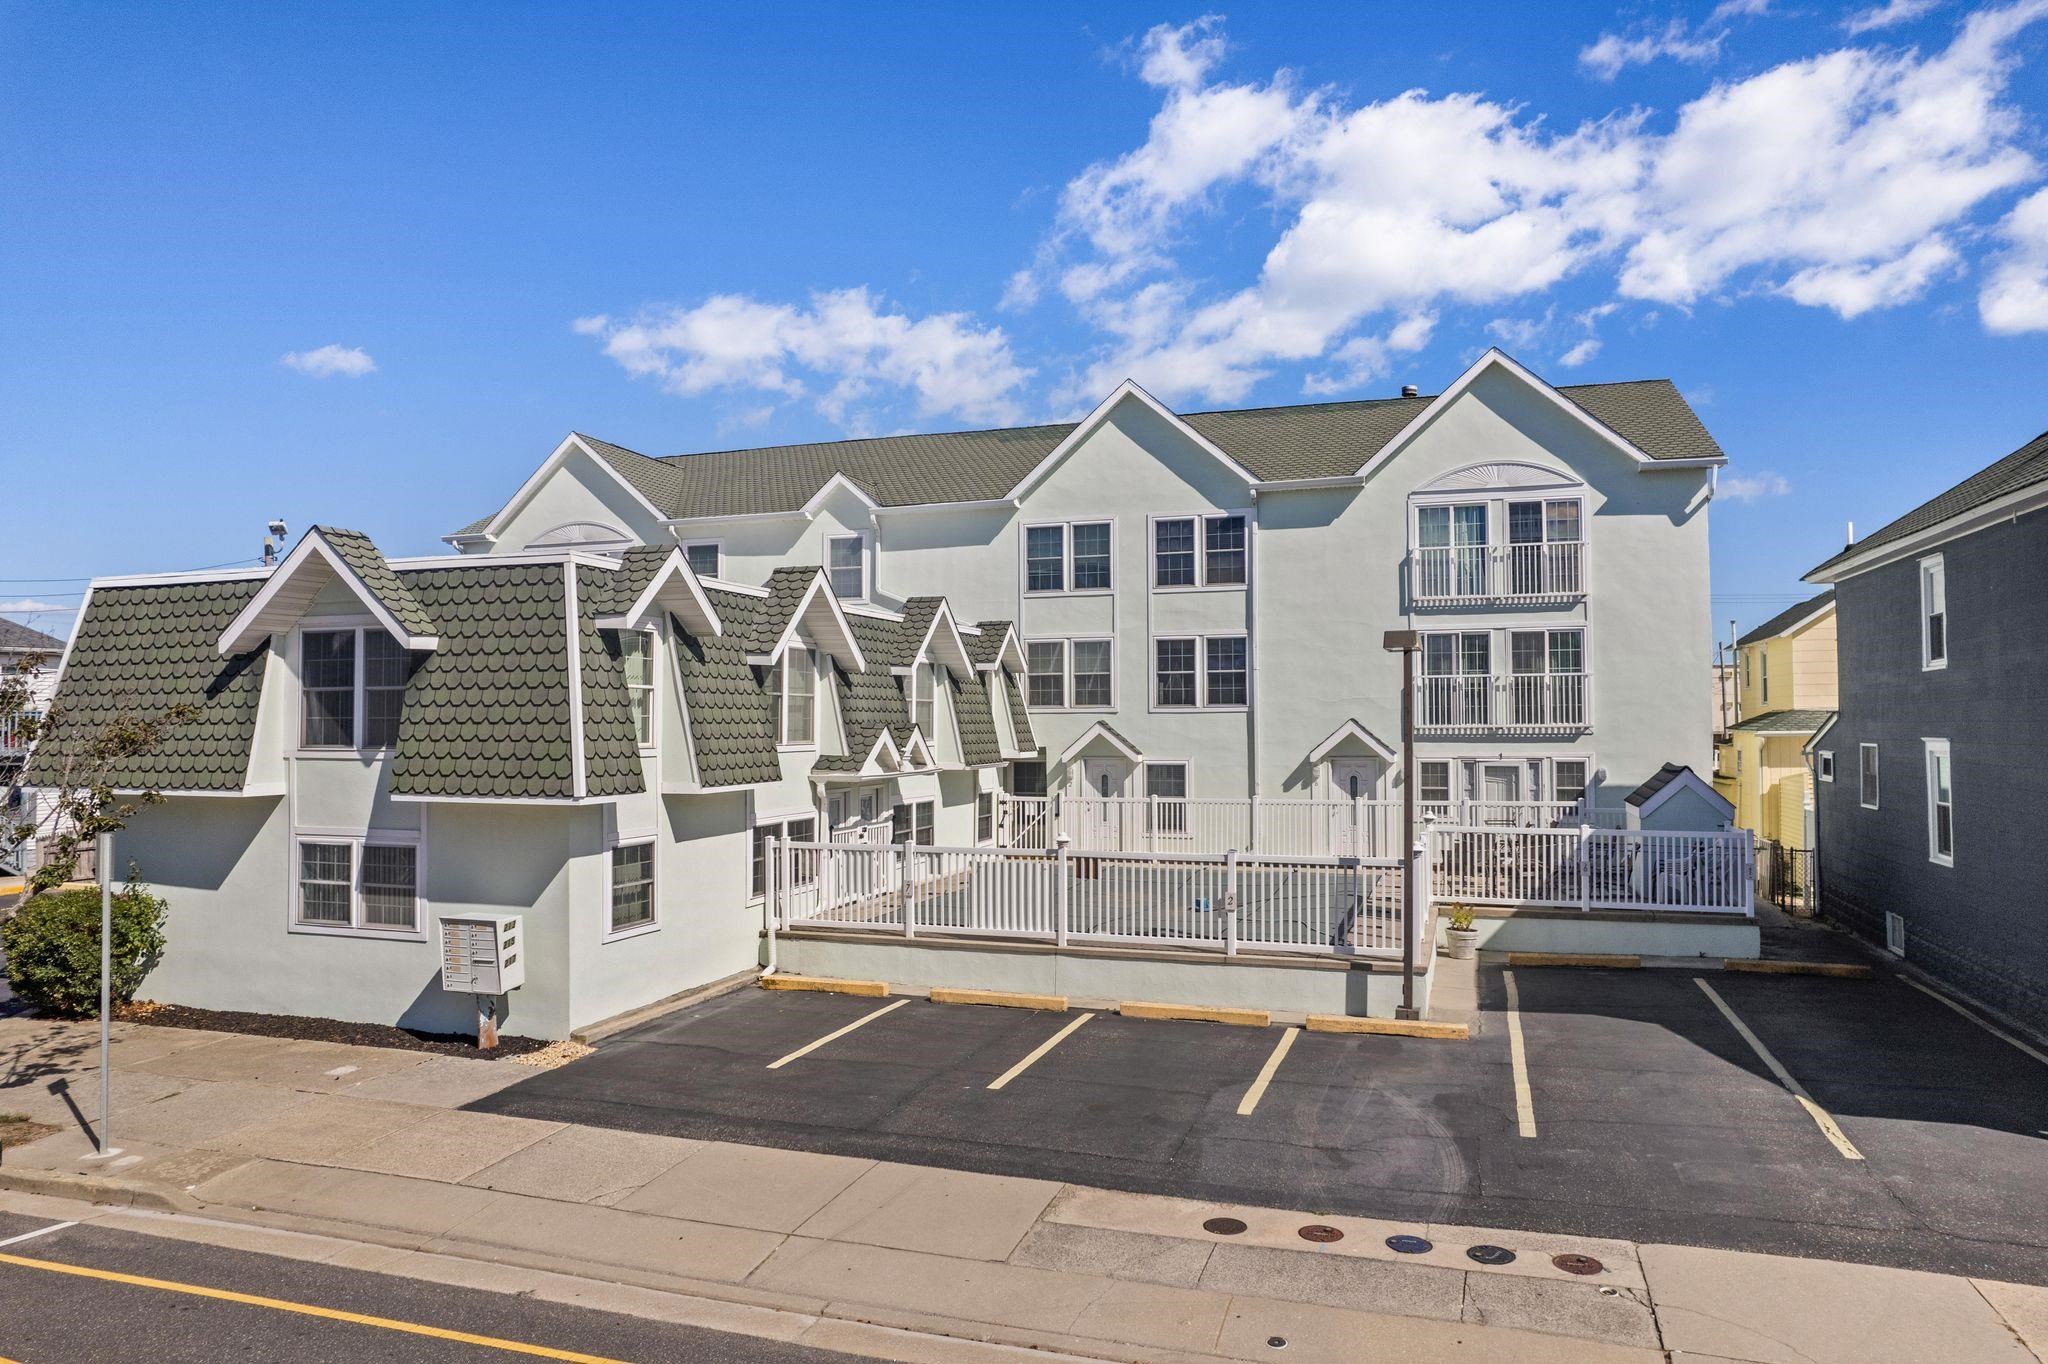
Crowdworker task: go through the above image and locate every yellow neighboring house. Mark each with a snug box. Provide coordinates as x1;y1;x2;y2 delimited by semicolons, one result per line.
1714;589;1837;850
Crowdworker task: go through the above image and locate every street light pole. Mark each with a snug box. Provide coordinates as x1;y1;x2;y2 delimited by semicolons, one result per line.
1382;630;1422;1021
97;830;112;1156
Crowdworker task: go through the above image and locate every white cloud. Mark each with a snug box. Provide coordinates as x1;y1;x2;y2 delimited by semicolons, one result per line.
1581;21;1728;81
1303;313;1436;395
0;599;71;614
281;344;376;379
1845;0;1943;33
575;288;1031;426
1720;472;1793;501
1008;6;2048;408
1980;186;2048;332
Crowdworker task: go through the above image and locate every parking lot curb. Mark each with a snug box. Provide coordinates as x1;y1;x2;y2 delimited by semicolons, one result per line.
758;973;890;998
1304;1014;1470;1040
1505;952;1642;969
1724;959;1874;979
928;987;1067;1011
0;1167;198;1215
1119;1000;1269;1027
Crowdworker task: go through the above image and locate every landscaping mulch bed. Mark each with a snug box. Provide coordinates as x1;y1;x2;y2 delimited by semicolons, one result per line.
115;1001;552;1060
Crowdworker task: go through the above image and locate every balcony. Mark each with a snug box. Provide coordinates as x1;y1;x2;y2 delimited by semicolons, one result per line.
1411;542;1583;605
1418;672;1590;736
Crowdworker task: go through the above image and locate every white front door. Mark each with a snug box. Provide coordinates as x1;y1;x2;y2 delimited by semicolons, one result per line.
1480;763;1522;823
1080;758;1128;849
1328;760;1381;855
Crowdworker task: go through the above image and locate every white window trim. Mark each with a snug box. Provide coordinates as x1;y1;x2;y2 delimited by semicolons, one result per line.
681;540;724;580
750;812;820;904
975;790;996;845
1416;625;1594;732
1859;742;1880;810
622;625;659;755
294;618;402;758
827;533;869;603
777;645;819;751
1021;519;1117;597
1149;633;1250;711
288;827;426;941
1025;635;1115;711
602;835;660;942
1817;751;1835;782
1923;738;1953;868
1149;511;1252;592
1919;553;1947;671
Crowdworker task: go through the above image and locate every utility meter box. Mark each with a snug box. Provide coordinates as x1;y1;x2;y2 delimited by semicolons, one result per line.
439;915;524;995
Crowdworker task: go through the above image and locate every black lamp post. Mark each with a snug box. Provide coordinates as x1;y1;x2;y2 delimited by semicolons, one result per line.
1382;629;1422;1020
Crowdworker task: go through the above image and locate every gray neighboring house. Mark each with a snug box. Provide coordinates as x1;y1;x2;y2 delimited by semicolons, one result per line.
1805;427;2048;1041
2;617;64;781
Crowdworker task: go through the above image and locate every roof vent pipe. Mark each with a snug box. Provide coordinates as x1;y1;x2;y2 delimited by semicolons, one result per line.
1400;384;1419;399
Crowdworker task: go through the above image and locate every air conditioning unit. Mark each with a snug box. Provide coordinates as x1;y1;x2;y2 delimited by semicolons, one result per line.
1884;911;1906;957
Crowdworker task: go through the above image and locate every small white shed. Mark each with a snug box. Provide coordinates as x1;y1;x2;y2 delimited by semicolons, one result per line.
1624;763;1734;832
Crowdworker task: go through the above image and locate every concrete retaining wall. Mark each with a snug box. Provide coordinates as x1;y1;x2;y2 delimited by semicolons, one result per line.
1444;911;1759;959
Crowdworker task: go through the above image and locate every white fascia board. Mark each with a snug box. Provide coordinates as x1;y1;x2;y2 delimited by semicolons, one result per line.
440;531;499;549
764;573;867;673
387;792;611;806
800;472;880;518
93;566;274;587
1634;767;1733;821
1057;720;1144;767
973;627;1027;674
1251;475;1366;496
1355;349;1686;481
874;496;1019;517
1806;481;2048;584
662;508;811;528
112;783;285;799
844;602;906;622
859;728;904;775
1803;713;1840;754
1307;718;1398;765
915;601;975;674
1005;379;1258;502
611;551;722;637
218;532;437;657
484;434;668;539
902;729;936;768
1766;601;1837;642
385;549;621;571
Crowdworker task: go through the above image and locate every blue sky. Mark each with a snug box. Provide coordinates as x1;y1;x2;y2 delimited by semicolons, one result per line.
4;1;2046;643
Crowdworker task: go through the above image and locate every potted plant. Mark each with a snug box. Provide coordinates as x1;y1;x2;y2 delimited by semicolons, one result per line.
1444;904;1480;960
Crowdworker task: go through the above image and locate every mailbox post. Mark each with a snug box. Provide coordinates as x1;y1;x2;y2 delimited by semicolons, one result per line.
439;915;524;1050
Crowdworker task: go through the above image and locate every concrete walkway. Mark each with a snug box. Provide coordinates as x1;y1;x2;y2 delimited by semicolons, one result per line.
2;1012;2043;1364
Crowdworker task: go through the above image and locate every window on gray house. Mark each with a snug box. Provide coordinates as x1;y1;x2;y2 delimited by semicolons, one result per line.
1154;519;1197;587
1071;640;1113;707
1206;636;1248;706
1418;760;1453;807
1026;640;1066;708
827;535;866;601
1156;638;1197;707
684;543;721;579
1204;515;1247;585
1072;521;1112;590
609;842;654;933
1860;743;1880;809
1025;525;1065;593
302;630;357;747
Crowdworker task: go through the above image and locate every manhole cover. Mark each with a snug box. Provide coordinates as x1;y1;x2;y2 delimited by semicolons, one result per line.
1467;1244;1517;1265
1552;1253;1604;1276
1202;1217;1247;1236
1385;1234;1434;1254
1298;1224;1344;1243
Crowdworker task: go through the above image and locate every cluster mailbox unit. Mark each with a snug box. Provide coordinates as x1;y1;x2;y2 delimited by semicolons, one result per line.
438;914;524;1047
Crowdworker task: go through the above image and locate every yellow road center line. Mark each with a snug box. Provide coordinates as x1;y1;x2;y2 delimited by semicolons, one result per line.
1902;977;2048;1069
1503;969;1537;1139
987;1012;1094;1090
1695;977;1863;1160
766;997;910;1070
0;1251;628;1362
1236;1026;1301;1116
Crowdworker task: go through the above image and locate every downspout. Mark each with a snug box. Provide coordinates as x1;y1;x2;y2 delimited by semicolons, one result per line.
1248;502;1260;801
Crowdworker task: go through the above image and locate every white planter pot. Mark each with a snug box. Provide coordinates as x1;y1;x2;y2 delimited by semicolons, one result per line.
1446;927;1479;960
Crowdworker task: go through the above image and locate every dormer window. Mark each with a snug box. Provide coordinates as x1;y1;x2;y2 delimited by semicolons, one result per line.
913;662;937;738
301;627;407;750
828;534;867;601
620;630;655;749
776;646;817;748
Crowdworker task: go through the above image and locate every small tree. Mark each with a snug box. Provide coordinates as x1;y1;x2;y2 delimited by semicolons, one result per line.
4;649;198;894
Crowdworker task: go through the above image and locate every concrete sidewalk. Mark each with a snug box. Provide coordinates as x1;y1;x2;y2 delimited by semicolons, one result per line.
2;1013;2043;1364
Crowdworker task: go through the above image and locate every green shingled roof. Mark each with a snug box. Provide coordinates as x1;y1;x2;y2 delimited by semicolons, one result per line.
576;564;649;798
817;614;915;775
23;579;268;792
674;586;781;788
1810;429;2048;577
316;527;437;640
950;670;1002;767
385;562;578;799
592;544;676;615
451;379;1723;535
1001;672;1036;753
967;621;1014;667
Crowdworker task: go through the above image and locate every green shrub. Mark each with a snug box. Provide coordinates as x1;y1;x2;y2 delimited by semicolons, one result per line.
1;882;167;1017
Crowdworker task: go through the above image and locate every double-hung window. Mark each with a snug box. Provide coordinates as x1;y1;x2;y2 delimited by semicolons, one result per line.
295;836;420;936
1145;761;1189;835
976;791;995;843
1154;635;1247;708
1508;629;1586;727
1026;640;1066;707
776;647;817;747
1027;638;1111;708
828;534;866;602
1025;525;1066;593
1553;759;1590;807
752;815;817;899
1418;760;1453;809
891;799;935;846
913;663;938;738
1154;514;1248;588
620;630;655;749
1071;640;1113;707
302;627;408;750
1920;555;1947;669
1072;522;1112;590
1205;636;1248;706
1859;742;1880;809
1024;522;1110;593
1155;639;1197;707
1924;740;1953;866
608;841;655;935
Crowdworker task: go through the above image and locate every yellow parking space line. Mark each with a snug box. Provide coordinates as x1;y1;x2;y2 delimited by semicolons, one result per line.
1236;1026;1301;1116
1902;977;2048;1069
1695;978;1864;1160
1503;969;1537;1139
988;1012;1094;1091
0;1251;628;1361
766;997;910;1070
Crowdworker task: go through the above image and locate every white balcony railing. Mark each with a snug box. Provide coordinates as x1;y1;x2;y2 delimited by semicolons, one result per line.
1419;673;1590;735
1411;542;1583;604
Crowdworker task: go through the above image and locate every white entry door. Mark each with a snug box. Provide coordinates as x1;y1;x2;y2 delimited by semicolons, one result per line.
1080;758;1129;849
1328;760;1381;856
1480;763;1523;824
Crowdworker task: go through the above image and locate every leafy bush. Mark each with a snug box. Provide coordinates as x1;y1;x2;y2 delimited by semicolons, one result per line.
1;882;167;1017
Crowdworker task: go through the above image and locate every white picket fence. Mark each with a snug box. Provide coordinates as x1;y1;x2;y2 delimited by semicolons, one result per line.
996;793;1621;859
770;838;1415;959
1427;824;1754;915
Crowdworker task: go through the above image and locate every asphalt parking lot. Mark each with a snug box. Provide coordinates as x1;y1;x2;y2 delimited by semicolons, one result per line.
474;962;2048;1285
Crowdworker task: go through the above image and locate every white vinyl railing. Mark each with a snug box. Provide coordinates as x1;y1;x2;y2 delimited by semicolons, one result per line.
771;838;1416;958
1418;673;1590;734
1427;824;1755;916
996;794;1620;859
1412;542;1583;603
